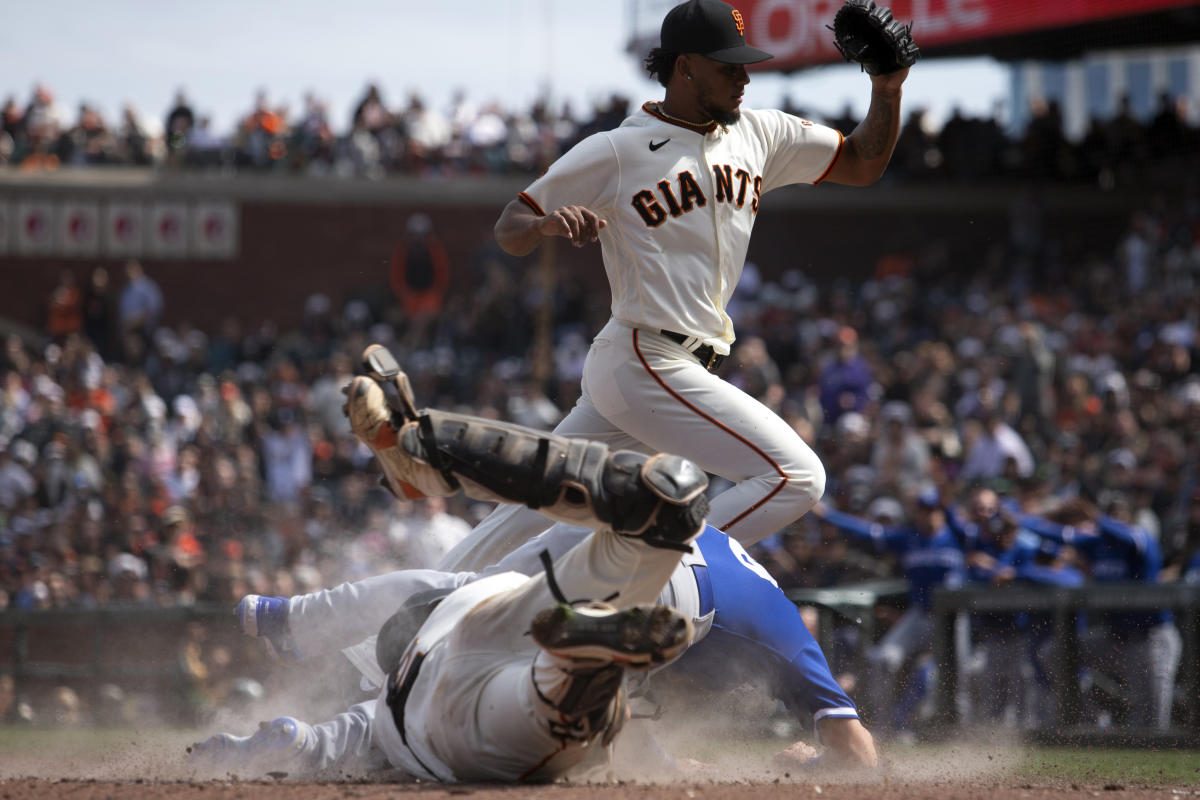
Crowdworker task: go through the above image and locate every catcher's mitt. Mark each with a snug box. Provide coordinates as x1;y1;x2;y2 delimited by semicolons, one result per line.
829;0;920;76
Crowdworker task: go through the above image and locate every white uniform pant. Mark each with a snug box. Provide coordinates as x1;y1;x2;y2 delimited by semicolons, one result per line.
288;701;390;774
385;528;689;782
437;319;825;571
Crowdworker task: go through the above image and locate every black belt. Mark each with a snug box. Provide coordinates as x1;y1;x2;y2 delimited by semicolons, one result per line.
660;330;727;373
385;651;439;779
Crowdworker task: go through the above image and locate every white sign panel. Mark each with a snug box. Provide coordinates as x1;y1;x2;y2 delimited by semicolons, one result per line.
147;202;189;258
58;200;101;257
14;200;55;255
191;200;239;259
103;202;145;258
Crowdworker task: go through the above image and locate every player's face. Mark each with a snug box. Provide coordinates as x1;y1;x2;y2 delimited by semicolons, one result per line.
691;56;749;125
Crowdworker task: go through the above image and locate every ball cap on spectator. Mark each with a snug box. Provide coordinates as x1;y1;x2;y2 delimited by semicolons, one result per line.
661;0;773;64
916;488;942;510
867;496;905;523
881;400;912;425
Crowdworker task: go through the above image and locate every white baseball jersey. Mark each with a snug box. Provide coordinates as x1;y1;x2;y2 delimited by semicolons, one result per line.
518;103;843;353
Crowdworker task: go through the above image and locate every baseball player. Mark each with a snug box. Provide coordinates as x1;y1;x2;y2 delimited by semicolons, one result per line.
452;0;911;567
200;364;707;782
192;346;875;777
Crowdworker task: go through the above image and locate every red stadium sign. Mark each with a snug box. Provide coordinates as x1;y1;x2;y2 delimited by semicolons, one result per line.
734;0;1200;70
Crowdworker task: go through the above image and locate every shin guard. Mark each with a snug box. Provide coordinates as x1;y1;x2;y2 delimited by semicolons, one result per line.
404;411;709;550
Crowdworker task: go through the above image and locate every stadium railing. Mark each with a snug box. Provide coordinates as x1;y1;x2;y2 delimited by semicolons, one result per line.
930;583;1200;745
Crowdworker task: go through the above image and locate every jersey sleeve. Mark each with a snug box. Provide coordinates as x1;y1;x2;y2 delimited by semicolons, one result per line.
756;110;845;193
517;131;619;217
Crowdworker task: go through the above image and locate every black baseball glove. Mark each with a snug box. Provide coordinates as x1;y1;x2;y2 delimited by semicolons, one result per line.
829;0;920;76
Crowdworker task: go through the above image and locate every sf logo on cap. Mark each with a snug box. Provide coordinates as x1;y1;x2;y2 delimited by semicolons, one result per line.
731;9;745;36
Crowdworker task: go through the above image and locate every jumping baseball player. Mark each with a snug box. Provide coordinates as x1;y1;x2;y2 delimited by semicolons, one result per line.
191;346;875;777
458;0;912;565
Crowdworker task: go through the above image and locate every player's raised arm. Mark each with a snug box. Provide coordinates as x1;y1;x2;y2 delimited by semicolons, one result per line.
823;67;908;186
822;0;918;186
494;198;607;256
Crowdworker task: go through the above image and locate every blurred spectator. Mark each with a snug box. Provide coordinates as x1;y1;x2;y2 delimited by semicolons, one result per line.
45;270;83;342
165;90;195;167
82;266;116;360
2;80;1193;182
389;213;451;344
870;400;930;497
117;260;164;361
958;401;1035;486
818;326;874;425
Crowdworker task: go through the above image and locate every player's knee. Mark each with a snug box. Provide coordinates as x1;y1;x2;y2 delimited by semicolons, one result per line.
779;453;826;514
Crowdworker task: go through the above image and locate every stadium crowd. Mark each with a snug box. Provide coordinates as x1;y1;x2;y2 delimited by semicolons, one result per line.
2;200;1199;731
2;81;1198;183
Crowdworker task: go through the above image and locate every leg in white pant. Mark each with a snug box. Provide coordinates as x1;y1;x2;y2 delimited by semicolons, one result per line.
296;701;390;773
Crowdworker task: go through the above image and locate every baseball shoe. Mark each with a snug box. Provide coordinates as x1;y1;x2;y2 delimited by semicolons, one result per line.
236;594;299;661
530;602;693;668
342;374;456;499
188;716;312;773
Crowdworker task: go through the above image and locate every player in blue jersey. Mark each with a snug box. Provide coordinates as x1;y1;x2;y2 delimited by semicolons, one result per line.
1018;496;1181;729
811;487;967;733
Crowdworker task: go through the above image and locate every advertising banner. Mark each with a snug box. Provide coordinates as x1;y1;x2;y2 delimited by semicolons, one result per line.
732;0;1199;71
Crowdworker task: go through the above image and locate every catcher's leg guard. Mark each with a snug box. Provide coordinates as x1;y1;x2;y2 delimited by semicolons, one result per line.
406;410;709;550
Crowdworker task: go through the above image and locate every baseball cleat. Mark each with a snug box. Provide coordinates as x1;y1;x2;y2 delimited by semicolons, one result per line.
236;594;299;661
342;375;457;499
530;602;693;668
188;716;312;772
361;343;419;422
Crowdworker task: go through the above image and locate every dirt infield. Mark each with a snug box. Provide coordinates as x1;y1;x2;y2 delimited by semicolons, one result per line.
2;730;1194;800
0;777;1190;800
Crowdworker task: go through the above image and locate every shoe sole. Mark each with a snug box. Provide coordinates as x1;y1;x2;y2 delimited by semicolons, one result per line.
362;344;418;421
531;604;693;667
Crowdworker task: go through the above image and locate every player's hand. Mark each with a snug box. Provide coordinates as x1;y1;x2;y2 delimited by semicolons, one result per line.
537;205;608;247
966;550;996;570
772;739;821;771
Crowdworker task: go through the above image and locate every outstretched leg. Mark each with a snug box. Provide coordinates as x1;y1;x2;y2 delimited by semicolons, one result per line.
343;345;710;554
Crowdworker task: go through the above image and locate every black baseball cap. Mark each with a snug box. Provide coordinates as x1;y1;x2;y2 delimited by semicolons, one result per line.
660;0;773;65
